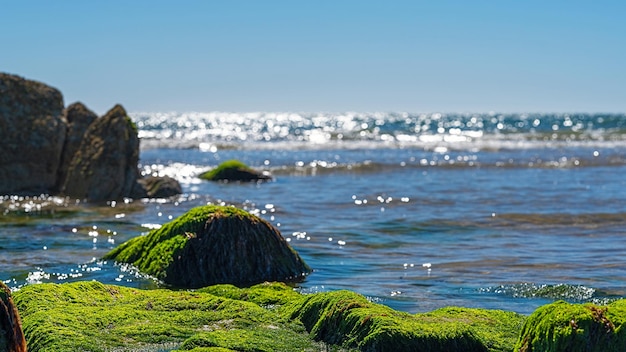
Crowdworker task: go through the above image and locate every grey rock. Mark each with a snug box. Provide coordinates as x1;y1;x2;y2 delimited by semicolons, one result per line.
0;73;66;194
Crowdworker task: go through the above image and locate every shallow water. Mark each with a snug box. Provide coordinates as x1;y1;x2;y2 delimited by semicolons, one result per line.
2;112;626;315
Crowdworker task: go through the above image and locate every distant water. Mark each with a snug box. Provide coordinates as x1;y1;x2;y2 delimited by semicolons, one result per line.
2;112;626;315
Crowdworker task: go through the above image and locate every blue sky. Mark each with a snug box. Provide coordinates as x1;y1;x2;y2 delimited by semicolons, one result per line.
2;1;625;114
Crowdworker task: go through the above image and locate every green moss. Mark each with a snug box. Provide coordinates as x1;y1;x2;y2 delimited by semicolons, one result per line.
289;290;525;352
199;160;251;181
198;160;270;182
13;279;531;352
103;205;253;280
515;300;626;352
13;281;320;352
104;205;310;288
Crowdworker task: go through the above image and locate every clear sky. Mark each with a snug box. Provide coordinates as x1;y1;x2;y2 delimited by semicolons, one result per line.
2;1;625;114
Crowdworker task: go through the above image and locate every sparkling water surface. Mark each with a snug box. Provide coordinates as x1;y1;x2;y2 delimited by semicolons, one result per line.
2;112;626;315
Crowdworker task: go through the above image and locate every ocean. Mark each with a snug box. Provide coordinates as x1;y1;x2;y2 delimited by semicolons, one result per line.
2;111;626;315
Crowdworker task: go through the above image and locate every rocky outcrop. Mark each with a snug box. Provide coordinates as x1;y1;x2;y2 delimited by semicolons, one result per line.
61;104;140;201
0;73;66;195
12;280;526;351
0;73;182;201
0;282;26;352
55;102;98;192
104;205;310;288
199;159;272;182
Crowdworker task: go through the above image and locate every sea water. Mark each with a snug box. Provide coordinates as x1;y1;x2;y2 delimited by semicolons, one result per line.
2;112;626;315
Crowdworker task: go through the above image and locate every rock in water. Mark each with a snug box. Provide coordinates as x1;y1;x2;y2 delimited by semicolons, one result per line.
0;73;66;195
56;102;98;192
62;104;140;201
199;160;272;182
133;175;183;198
104;205;311;288
0;282;26;352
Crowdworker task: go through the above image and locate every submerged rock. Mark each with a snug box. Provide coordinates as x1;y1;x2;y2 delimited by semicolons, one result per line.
104;205;310;288
0;73;66;195
0;282;26;352
133;175;183;198
199;160;272;182
515;299;626;352
12;280;525;352
61;104;141;201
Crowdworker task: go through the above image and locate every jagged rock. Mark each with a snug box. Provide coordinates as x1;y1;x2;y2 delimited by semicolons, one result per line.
199;160;272;182
133;175;183;198
0;73;66;195
61;104;141;201
0;282;26;352
104;205;310;288
56;102;98;192
0;72;182;201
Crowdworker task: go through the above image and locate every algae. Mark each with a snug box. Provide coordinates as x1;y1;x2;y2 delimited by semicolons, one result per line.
13;280;528;352
104;205;310;288
198;160;270;182
515;299;626;352
289;290;525;352
13;281;323;352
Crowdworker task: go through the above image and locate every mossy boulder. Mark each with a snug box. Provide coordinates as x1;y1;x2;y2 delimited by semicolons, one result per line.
290;290;525;352
12;281;526;352
0;281;26;352
515;299;626;352
104;205;311;288
199;160;272;182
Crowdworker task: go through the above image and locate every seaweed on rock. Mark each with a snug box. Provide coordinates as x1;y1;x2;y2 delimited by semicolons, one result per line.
199;160;272;182
515;300;626;352
104;205;310;288
289;290;525;352
13;281;527;352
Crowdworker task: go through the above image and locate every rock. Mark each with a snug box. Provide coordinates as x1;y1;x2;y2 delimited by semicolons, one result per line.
199;160;272;182
0;73;66;195
0;282;26;352
515;300;626;352
61;104;141;201
133;175;183;198
55;102;98;192
12;280;526;351
104;205;310;288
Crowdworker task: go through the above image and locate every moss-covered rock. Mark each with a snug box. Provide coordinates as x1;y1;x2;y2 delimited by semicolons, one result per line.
515;299;626;352
13;281;328;352
13;281;527;352
199;160;272;182
0;281;26;352
104;205;311;288
289;290;525;352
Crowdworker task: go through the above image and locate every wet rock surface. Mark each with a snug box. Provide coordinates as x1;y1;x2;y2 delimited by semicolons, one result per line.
104;205;311;288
